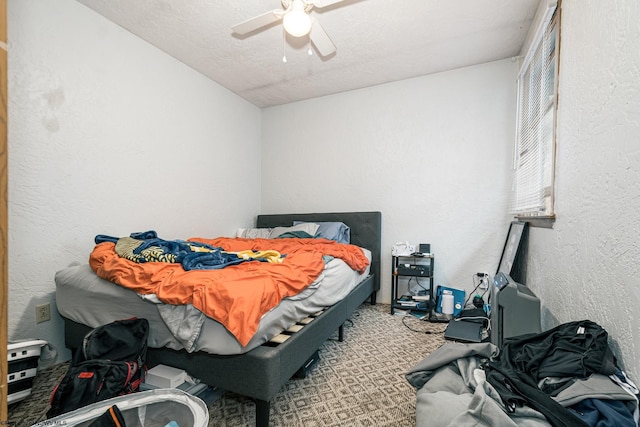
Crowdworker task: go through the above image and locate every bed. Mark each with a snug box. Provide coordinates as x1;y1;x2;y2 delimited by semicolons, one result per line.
56;211;381;427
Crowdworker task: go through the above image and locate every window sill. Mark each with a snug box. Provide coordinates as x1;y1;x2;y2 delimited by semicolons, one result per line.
514;214;556;229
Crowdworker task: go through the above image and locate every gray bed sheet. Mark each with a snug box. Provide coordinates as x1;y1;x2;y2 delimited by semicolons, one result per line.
55;248;371;355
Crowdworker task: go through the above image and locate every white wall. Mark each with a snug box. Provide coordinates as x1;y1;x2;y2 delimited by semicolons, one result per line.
526;1;640;382
8;0;262;361
261;59;518;304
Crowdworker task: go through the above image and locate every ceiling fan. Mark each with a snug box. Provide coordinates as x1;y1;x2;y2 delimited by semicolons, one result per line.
231;0;345;57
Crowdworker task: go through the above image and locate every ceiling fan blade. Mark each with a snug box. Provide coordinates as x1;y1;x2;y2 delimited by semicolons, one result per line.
309;0;344;8
231;9;284;35
310;17;336;56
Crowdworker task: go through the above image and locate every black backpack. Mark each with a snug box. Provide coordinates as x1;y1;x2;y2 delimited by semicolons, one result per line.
47;318;149;418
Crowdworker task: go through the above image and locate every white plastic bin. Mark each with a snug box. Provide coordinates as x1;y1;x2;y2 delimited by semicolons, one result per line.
7;339;47;404
33;389;209;427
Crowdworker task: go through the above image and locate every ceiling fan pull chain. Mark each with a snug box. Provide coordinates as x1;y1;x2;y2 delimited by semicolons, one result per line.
282;29;288;63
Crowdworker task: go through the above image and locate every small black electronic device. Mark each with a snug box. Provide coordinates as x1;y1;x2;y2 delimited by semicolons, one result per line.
419;243;431;254
457;307;488;326
396;264;430;276
472;295;484;308
444;320;483;343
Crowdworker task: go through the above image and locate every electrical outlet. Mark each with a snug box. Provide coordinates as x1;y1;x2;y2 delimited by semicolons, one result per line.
36;303;51;323
478;272;489;289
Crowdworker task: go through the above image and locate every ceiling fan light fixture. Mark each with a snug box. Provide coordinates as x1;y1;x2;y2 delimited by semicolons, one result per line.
283;0;312;37
232;0;340;57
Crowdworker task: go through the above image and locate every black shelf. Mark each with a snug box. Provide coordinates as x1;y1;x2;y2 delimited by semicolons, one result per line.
390;254;435;320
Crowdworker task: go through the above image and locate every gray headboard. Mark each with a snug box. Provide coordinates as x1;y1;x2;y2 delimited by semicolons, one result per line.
256;211;381;293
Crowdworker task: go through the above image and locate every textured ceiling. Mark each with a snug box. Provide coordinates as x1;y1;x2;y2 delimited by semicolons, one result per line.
76;0;540;108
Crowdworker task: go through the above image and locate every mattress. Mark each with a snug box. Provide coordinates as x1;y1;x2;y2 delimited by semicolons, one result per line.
55;247;371;355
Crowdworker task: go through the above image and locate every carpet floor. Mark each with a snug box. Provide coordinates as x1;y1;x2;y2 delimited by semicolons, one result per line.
8;303;447;426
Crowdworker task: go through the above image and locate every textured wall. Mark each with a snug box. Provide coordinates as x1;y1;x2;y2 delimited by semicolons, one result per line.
8;0;261;361
261;60;518;303
526;1;640;382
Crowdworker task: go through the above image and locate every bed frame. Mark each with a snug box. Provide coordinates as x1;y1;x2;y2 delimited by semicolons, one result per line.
62;211;381;427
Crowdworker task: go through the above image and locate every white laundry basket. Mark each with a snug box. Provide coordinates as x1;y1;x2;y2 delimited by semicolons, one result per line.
8;339;48;404
32;388;209;427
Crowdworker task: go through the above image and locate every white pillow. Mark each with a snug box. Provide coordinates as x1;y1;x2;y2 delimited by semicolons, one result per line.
236;228;272;239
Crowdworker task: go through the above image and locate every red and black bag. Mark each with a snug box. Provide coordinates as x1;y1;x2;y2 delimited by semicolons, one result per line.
47;318;149;418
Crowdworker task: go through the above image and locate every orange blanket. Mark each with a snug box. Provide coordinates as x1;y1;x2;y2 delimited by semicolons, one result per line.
89;237;370;346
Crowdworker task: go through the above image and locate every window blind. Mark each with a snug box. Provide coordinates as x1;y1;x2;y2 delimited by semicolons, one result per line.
511;4;558;217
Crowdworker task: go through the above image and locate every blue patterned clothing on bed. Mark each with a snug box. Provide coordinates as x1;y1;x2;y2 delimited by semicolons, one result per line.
95;231;266;270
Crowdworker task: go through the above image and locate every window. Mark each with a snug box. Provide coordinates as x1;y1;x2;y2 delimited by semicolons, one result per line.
511;1;559;220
